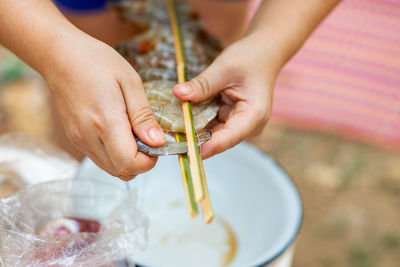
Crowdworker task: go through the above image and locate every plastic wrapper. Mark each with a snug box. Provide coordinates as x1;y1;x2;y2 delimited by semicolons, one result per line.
0;132;78;187
0;178;148;266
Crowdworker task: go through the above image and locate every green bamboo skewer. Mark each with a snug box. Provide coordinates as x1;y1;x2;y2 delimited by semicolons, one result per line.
176;133;198;218
165;0;204;202
199;158;214;223
166;0;214;223
166;0;198;218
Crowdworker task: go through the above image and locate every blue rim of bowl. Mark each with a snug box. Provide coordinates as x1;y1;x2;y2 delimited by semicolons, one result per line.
133;143;303;267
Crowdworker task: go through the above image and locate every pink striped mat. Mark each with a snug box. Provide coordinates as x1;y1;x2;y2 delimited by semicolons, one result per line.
271;0;400;149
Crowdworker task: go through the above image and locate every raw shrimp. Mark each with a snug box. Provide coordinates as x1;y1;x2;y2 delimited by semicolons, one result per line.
135;130;211;156
144;80;219;133
114;0;222;156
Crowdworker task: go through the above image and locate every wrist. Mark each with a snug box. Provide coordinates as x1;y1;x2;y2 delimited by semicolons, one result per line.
39;28;90;81
242;32;287;76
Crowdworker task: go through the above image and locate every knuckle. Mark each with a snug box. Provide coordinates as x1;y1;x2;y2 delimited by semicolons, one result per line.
90;113;107;132
213;141;225;155
108;169;119;177
224;130;244;151
69;129;86;145
123;69;142;88
132;71;142;82
263;109;272;124
125;71;142;86
261;107;272;125
138;161;156;174
193;75;211;97
209;137;225;155
102;163;118;177
254;126;265;136
253;105;265;117
217;57;233;71
230;134;243;148
116;164;137;178
253;105;270;125
118;174;136;181
66;130;78;147
260;117;269;128
130;106;156;127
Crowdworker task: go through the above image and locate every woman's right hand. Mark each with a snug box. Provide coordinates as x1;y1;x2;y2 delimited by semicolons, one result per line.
42;31;166;180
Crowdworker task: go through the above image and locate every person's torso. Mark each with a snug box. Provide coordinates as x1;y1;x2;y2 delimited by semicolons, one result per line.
55;0;261;44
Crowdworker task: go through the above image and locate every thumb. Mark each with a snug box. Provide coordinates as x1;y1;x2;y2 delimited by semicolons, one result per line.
120;75;166;147
173;62;227;102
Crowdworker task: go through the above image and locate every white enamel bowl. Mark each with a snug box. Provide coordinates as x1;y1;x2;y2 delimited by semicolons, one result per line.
76;142;302;267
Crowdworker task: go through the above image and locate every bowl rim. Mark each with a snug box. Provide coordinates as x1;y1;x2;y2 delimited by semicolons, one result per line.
250;151;303;266
77;142;304;267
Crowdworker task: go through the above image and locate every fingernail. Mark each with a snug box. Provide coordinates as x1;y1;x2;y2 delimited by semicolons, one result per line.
177;84;191;96
148;128;165;143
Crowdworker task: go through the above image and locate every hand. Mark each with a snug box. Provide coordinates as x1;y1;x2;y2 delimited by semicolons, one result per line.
173;35;278;159
43;32;166;180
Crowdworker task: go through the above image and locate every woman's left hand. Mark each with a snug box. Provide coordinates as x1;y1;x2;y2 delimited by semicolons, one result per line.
173;35;280;159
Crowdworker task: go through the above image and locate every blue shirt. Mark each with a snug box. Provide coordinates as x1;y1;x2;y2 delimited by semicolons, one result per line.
54;0;118;11
54;0;246;12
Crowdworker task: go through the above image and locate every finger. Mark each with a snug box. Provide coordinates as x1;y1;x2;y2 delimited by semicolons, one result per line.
217;104;233;123
200;104;262;159
66;128;116;176
172;61;228;102
85;136;119;177
70;132;119;177
68;118;121;176
71;143;114;177
101;118;157;180
252;122;268;136
85;149;118;177
120;74;165;147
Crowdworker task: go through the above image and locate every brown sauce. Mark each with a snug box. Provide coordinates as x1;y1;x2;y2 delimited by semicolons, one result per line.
218;217;238;267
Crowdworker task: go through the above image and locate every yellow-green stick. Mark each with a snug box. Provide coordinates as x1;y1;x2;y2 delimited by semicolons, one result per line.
199;158;214;223
166;0;204;201
166;0;214;223
176;132;198;218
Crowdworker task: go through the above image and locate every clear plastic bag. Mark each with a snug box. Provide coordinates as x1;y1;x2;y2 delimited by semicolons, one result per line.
0;178;148;267
0;132;78;187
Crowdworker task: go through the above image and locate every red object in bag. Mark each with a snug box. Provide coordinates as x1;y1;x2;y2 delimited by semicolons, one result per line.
35;217;102;265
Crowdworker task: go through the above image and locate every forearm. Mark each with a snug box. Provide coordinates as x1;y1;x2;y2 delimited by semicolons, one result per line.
0;0;82;75
246;0;340;72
